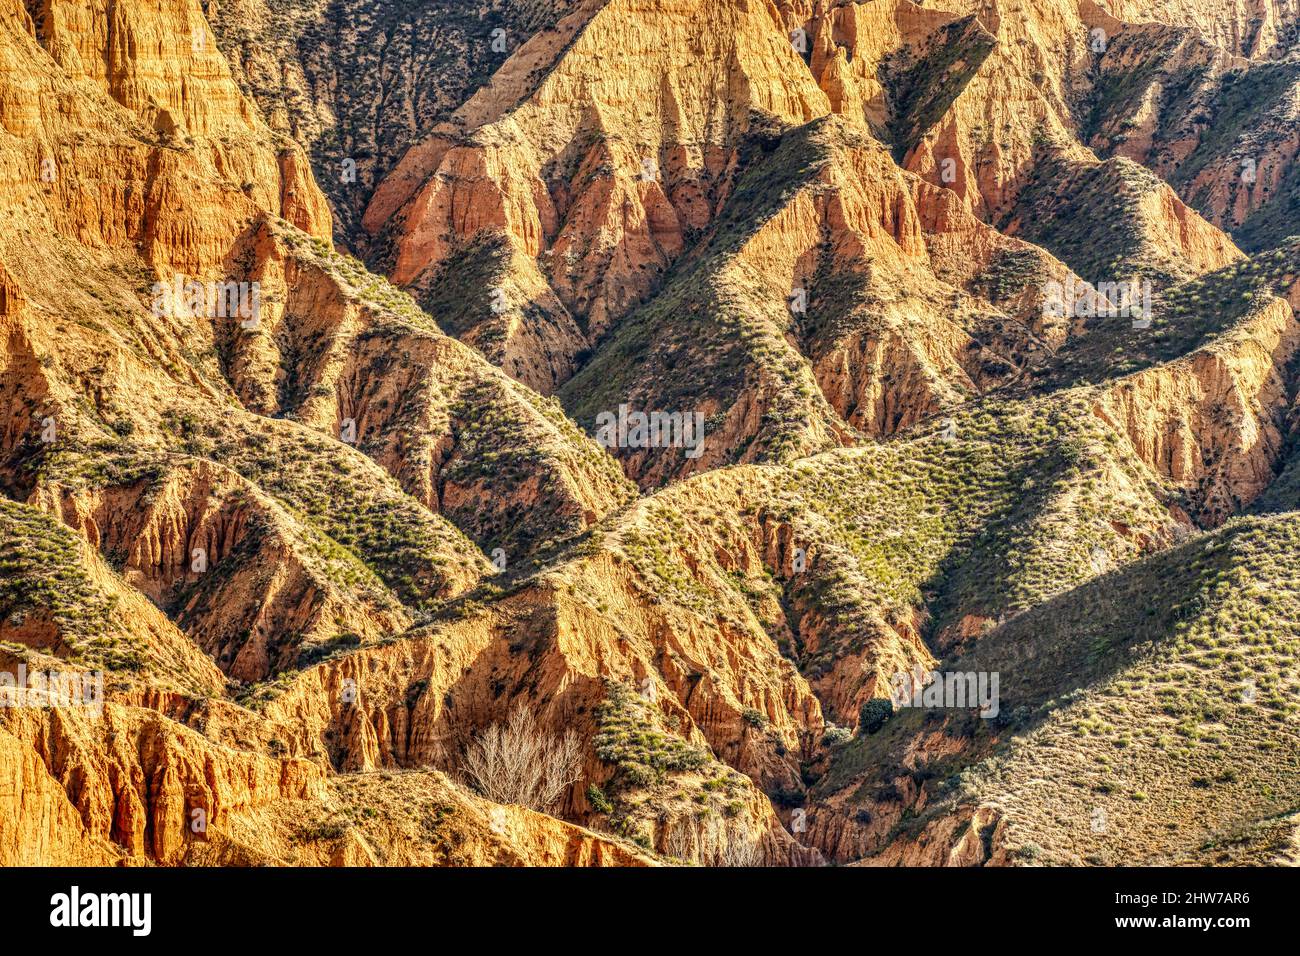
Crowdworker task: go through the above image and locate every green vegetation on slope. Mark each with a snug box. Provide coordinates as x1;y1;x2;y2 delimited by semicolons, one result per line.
884;16;997;162
0;498;139;671
1007;156;1196;287
820;511;1300;864
1024;238;1297;391
558;117;857;471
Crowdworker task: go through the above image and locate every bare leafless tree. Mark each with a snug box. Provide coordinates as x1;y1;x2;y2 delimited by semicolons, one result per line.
663;813;765;866
663;818;699;863
459;704;583;813
714;817;764;867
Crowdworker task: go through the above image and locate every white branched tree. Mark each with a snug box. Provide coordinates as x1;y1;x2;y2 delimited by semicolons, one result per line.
663;813;764;866
459;704;583;813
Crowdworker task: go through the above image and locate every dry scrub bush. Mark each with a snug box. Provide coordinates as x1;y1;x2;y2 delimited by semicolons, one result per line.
663;814;764;866
460;704;582;813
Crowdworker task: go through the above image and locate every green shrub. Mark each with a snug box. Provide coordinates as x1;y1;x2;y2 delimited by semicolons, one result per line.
586;784;613;815
822;725;853;747
859;698;895;736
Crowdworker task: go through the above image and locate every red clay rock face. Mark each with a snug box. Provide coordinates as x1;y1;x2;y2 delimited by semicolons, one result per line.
2;0;1299;870
1093;295;1300;523
365;0;832;377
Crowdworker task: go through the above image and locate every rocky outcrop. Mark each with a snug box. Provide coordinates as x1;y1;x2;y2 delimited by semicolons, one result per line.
1107;0;1300;58
190;767;658;867
561;116;1094;488
364;0;831;378
1093;295;1300;523
854;806;1011;867
0;699;323;865
232;220;637;556
3;0;329;277
31;461;418;682
0;721;118;866
1084;13;1300;251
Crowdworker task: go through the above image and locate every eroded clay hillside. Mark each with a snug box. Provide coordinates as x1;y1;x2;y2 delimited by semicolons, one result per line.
1;0;1298;867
